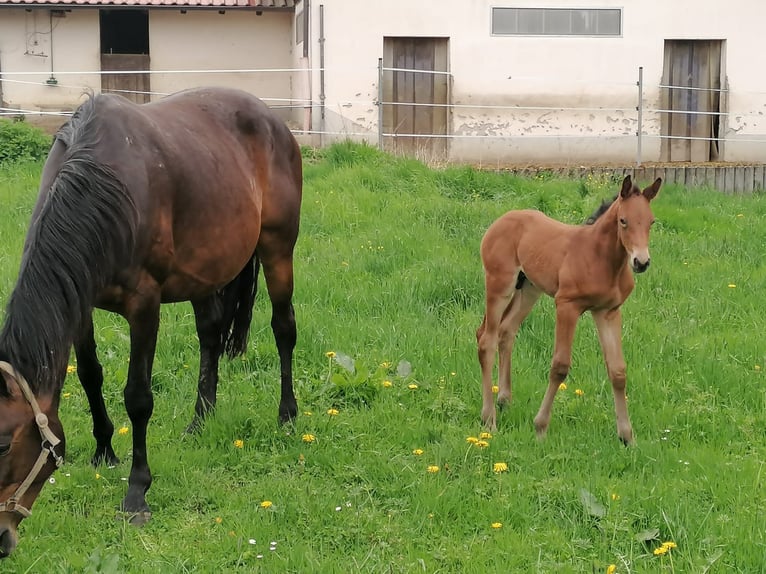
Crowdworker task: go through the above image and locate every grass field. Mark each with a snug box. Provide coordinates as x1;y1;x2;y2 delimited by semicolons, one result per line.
1;142;765;573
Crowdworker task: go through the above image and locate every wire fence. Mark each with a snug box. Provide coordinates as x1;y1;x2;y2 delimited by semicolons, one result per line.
2;65;766;166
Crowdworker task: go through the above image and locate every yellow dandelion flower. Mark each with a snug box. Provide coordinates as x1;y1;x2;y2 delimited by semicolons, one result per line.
327;408;339;416
302;434;316;443
607;565;616;574
466;436;479;444
480;432;492;439
653;546;669;556
233;439;244;449
728;283;736;288
260;500;273;509
118;426;129;435
475;440;489;448
427;465;440;473
326;351;336;358
382;380;393;388
450;372;456;376
493;462;508;473
491;385;499;394
611;493;620;501
559;382;567;391
303;411;313;416
575;388;584;397
95;473;101;480
214;516;223;524
62;392;71;399
737;213;744;218
661;541;677;549
408;384;418;390
380;361;391;369
66;365;76;375
755;365;761;371
491;522;502;529
412;449;424;456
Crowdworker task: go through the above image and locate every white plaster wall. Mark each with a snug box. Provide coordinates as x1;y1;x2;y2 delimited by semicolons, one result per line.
149;10;294;105
0;9;100;116
0;8;295;126
307;0;766;164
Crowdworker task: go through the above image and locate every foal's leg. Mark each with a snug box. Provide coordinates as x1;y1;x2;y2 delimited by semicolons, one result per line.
533;302;581;438
75;315;119;466
121;289;160;524
592;308;633;445
186;295;225;433
477;273;516;430
496;284;542;407
258;240;298;424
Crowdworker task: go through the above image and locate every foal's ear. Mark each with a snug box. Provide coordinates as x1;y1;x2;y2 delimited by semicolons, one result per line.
619;175;634;199
643;177;662;201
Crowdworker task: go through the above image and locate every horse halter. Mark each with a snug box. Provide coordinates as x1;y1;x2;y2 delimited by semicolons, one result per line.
0;361;64;518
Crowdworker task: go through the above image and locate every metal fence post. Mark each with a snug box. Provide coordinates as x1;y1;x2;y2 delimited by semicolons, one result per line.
378;58;384;150
636;66;643;167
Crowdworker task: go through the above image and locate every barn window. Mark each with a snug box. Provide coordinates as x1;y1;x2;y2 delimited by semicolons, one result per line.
491;8;621;37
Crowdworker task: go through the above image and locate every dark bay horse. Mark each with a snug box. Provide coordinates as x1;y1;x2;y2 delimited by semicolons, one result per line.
0;87;302;556
477;175;661;444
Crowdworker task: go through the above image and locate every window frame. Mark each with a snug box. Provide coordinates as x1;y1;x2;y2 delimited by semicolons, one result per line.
490;7;623;38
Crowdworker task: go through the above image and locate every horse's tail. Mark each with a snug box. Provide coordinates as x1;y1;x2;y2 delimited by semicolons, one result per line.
220;253;260;359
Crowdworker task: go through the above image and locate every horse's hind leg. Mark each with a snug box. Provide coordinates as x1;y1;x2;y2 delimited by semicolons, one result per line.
75;315;120;467
496;284;542;407
186;294;226;433
258;238;298;424
477;272;518;430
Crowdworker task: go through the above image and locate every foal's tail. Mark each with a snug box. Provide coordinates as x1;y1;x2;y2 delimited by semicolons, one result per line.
220;254;260;358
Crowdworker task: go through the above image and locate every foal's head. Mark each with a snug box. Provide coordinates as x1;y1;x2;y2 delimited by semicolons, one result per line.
0;367;64;558
616;175;661;273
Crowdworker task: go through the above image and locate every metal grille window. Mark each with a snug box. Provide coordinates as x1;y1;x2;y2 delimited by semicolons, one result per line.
492;8;622;37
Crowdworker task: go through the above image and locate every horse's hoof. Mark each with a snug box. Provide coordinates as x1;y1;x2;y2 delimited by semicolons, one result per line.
185;417;204;435
115;510;152;526
92;450;120;468
278;407;298;425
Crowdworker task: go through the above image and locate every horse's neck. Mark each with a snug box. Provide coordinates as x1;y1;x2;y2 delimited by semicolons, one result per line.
587;205;629;273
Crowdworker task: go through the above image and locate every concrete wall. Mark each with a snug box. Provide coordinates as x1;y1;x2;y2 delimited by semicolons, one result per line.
0;7;295;127
305;0;766;165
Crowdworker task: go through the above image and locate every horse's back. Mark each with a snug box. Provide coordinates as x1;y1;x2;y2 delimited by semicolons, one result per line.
54;87;301;306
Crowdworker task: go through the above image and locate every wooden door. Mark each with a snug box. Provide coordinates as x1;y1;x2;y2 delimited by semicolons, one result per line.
661;40;723;162
383;37;449;161
101;54;150;104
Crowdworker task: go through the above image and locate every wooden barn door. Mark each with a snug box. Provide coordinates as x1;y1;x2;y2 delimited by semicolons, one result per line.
382;37;449;161
661;40;723;162
100;10;150;103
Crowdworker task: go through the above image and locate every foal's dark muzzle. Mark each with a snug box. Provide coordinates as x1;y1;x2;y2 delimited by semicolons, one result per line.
632;258;650;273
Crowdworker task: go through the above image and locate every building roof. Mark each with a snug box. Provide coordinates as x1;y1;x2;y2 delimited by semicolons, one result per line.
0;0;294;8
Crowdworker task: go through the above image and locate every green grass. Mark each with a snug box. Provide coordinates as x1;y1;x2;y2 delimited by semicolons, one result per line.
2;143;766;573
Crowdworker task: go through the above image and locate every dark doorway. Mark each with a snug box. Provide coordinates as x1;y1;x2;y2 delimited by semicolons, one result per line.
100;10;150;103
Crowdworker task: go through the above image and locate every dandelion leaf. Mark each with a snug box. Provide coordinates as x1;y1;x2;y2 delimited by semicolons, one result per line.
634;528;660;543
578;488;606;519
333;352;355;373
396;360;412;378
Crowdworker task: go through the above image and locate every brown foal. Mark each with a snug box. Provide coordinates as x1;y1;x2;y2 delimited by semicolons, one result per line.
476;175;661;444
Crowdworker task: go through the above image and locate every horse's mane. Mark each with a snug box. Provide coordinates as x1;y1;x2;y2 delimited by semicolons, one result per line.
584;195;617;225
0;95;138;396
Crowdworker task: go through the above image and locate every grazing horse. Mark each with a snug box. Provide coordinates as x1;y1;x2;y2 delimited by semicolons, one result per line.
0;86;302;557
476;175;660;443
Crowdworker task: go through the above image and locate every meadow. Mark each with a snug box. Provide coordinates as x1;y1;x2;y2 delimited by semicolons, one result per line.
0;142;765;573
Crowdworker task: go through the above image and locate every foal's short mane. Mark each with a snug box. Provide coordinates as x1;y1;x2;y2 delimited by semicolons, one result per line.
584;195;617;225
0;95;138;396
